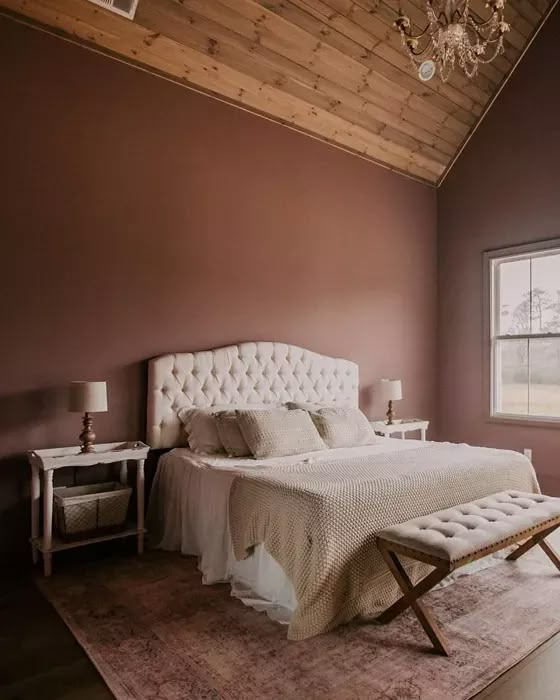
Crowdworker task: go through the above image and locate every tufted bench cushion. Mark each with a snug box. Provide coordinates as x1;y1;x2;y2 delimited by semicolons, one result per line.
377;491;560;568
375;490;560;656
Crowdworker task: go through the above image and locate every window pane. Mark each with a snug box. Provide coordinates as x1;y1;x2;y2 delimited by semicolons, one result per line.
496;338;528;415
531;253;560;333
529;338;560;417
498;259;530;334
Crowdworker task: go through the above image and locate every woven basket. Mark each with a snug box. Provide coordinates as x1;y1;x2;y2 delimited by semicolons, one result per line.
53;482;132;540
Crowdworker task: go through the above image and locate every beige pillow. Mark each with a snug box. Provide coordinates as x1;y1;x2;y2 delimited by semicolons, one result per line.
286;401;334;411
177;407;223;454
309;407;379;449
215;411;251;458
177;404;285;455
236;408;326;459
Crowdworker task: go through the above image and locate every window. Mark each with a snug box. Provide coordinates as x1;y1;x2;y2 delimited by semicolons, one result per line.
487;240;560;422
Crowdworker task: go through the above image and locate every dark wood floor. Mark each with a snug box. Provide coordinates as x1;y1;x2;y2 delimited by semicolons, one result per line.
0;577;112;700
2;548;559;700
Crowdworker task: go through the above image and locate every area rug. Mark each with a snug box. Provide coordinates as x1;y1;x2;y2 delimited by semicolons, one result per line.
37;549;560;700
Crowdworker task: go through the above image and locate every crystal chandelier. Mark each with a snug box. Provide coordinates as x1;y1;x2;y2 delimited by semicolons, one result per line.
394;0;511;82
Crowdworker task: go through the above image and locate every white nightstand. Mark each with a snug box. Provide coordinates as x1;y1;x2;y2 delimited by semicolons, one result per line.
370;419;429;441
28;441;149;576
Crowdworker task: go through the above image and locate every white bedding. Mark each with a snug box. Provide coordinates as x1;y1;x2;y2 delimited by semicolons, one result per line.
147;439;434;622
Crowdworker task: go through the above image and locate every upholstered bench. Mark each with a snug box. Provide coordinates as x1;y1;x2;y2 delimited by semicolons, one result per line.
376;491;560;655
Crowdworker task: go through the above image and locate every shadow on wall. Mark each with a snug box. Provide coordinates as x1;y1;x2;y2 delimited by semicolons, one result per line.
0;386;69;435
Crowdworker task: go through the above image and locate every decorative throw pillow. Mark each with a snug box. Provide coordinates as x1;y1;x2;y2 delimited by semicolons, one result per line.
177;404;285;455
215;411;252;458
177;407;223;455
285;401;335;411
309;407;379;449
236;408;326;459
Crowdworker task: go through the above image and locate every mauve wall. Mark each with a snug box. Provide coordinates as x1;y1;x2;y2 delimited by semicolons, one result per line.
0;18;437;557
438;7;560;496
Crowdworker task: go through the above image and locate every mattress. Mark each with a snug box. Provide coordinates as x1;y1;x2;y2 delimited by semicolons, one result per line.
147;438;430;622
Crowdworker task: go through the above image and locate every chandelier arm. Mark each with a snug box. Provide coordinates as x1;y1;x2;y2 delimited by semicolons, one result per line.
468;13;501;29
403;38;434;58
399;25;433;40
481;34;505;43
477;40;504;63
466;17;506;44
465;22;490;43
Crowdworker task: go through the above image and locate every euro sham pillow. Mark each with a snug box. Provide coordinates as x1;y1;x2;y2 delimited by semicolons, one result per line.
177;403;286;455
177;407;223;455
215;411;252;458
285;401;336;411
308;407;379;449
236;408;326;459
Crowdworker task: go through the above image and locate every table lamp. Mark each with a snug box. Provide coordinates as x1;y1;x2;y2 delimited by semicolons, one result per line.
380;379;402;425
68;381;108;452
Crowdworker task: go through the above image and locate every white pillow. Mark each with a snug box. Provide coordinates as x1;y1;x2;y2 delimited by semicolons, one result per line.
286;401;336;411
236;408;326;459
215;411;251;458
308;407;379;449
177;407;223;454
177;403;285;455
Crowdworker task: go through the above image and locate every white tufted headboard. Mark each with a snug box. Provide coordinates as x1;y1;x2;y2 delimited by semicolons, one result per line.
146;342;359;449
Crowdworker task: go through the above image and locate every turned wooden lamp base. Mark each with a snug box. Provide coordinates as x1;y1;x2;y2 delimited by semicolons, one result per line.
79;412;96;453
386;400;395;425
69;381;107;453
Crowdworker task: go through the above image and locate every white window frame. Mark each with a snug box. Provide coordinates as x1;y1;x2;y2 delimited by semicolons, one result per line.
485;238;560;424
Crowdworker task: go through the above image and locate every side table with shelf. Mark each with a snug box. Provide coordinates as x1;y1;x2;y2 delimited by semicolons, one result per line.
28;441;150;576
370;419;429;441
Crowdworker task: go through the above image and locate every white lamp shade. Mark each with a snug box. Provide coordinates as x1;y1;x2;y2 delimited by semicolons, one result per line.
380;379;402;401
68;381;108;413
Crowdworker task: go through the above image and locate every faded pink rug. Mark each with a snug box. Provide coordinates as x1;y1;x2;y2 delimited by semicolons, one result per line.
37;549;560;699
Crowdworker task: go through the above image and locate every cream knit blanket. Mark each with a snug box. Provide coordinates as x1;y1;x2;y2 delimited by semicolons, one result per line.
229;443;538;640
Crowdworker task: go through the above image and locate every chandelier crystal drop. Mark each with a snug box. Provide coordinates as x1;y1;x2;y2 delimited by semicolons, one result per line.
395;0;511;82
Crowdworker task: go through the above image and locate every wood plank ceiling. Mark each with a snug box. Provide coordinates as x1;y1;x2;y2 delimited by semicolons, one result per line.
1;0;555;184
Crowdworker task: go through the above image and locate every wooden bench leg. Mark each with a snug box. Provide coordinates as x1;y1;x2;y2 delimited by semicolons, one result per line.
377;565;449;624
378;546;451;656
506;524;560;571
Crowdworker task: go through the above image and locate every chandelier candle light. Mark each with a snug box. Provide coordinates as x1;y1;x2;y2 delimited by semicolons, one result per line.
394;0;511;82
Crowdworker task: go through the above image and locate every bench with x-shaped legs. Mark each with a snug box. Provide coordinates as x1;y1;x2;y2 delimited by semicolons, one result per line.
376;491;560;656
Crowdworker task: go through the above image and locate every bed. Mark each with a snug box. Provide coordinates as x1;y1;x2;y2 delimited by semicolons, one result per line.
146;342;538;640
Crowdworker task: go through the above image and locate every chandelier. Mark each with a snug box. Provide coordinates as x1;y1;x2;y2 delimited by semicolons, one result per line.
394;0;511;82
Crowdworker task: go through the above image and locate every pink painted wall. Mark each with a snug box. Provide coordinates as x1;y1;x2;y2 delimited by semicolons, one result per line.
0;17;437;557
438;7;560;495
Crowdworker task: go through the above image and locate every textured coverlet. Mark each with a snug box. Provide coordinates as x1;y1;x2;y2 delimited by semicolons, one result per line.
229;443;539;640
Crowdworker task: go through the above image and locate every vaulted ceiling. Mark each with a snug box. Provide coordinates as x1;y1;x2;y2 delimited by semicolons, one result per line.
1;0;555;184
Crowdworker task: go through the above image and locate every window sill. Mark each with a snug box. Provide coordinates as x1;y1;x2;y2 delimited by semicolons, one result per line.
486;415;560;429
